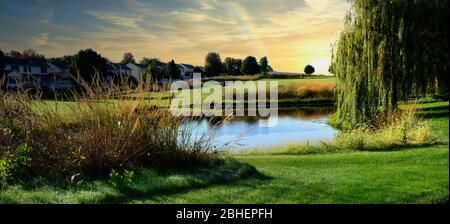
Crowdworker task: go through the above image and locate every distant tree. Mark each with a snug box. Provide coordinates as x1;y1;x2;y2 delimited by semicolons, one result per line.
267;65;274;72
121;52;136;64
241;56;260;75
140;57;164;67
259;56;269;74
19;49;45;61
9;50;21;58
71;49;108;83
304;64;315;75
0;50;5;88
328;63;335;75
204;52;223;77
223;57;242;76
48;55;74;66
165;60;181;80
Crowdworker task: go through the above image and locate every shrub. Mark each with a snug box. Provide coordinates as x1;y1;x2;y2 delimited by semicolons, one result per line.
332;104;436;151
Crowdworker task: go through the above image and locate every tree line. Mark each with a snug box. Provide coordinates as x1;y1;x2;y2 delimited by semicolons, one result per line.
204;52;273;77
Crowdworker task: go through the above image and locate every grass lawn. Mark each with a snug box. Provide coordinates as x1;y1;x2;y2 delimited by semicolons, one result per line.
1;101;447;204
261;76;336;85
34;76;337;113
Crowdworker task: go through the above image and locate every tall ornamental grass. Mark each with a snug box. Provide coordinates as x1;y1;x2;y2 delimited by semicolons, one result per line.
0;77;220;181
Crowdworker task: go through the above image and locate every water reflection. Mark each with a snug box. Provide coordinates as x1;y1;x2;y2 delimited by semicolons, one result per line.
183;106;337;150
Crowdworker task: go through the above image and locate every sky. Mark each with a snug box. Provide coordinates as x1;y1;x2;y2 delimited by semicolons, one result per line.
0;0;349;74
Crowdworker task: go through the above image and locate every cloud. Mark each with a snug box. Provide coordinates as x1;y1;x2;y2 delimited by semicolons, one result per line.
29;33;49;47
38;10;54;24
1;0;349;73
85;10;143;29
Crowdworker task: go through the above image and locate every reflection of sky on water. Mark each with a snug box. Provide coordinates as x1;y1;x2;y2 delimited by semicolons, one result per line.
182;107;337;150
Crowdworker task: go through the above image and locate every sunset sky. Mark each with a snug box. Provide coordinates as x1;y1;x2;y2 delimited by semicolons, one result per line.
0;0;349;74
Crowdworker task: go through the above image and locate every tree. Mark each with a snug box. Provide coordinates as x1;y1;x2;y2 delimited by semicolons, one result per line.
259;56;269;73
241;56;260;75
71;49;108;83
204;52;223;77
121;52;136;64
223;57;242;76
48;55;74;66
140;57;164;67
9;50;21;58
334;0;449;128
328;64;335;75
165;60;181;80
19;49;45;62
304;65;315;75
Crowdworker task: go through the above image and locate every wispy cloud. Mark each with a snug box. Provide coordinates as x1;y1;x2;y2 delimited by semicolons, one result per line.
85;10;143;29
1;0;349;73
29;33;49;47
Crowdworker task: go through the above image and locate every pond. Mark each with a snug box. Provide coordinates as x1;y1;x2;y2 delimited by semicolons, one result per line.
183;106;337;150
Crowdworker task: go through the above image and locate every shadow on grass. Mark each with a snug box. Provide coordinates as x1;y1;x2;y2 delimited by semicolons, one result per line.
350;142;449;153
417;105;449;118
86;158;270;204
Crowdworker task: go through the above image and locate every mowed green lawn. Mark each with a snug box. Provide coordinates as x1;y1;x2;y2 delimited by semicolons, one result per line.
1;101;447;204
37;76;337;112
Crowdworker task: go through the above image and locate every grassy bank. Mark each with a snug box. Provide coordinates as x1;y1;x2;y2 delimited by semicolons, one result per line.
125;75;337;107
0;100;447;204
1;145;446;204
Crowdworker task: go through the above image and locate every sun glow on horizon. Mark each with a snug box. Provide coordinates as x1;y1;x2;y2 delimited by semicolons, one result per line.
0;0;348;73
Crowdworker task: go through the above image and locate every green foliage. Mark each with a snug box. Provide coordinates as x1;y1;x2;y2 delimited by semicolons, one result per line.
109;169;134;188
0;143;32;187
304;64;315;75
165;60;181;79
334;0;449;127
223;57;242;76
140;58;164;67
204;52;223;77
140;58;165;82
15;143;32;177
71;49;108;83
241;56;260;75
0;156;14;188
120;52;136;64
259;56;269;74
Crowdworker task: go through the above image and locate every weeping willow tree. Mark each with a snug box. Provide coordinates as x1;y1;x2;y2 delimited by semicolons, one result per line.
334;0;449;128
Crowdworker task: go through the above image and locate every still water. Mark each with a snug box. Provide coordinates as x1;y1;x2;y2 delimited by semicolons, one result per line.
184;107;337;150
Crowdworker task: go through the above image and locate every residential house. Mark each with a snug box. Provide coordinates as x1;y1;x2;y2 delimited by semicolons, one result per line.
177;64;195;79
47;62;74;90
126;63;146;81
107;63;132;77
4;56;73;91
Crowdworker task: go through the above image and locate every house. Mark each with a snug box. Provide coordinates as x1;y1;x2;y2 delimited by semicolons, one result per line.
4;56;50;90
107;63;132;78
177;64;195;79
126;63;146;81
106;62;133;84
47;62;74;90
4;56;73;91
